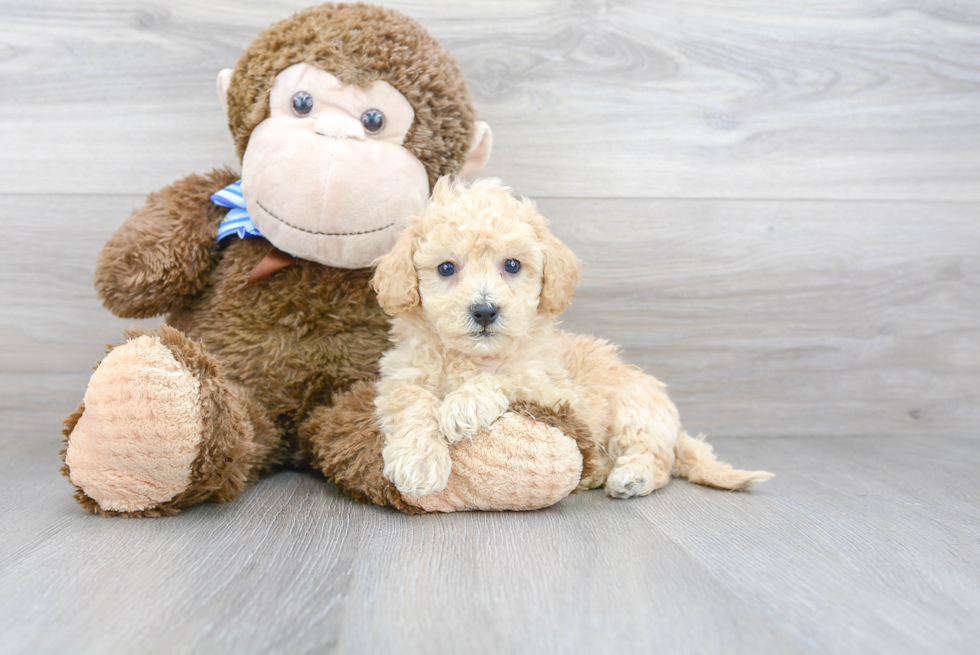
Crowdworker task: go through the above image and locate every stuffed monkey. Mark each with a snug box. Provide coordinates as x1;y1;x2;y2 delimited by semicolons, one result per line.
61;3;597;516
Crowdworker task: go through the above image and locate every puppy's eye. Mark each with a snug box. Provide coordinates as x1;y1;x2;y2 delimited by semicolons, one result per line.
291;91;314;117
437;262;456;277
361;109;385;134
503;259;521;274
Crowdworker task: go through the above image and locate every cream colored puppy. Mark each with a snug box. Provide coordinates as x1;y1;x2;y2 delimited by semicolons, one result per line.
372;178;773;499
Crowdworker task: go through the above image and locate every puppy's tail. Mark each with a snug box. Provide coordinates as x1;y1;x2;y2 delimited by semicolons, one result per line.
672;431;774;491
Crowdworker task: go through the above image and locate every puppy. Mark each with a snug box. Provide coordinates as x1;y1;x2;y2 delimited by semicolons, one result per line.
372;178;773;499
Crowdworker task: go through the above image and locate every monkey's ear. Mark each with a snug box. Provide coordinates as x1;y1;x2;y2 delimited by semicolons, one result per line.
538;230;582;315
372;226;420;315
217;69;234;116
461;121;493;179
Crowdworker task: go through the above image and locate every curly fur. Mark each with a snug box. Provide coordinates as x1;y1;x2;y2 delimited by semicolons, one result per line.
374;178;774;499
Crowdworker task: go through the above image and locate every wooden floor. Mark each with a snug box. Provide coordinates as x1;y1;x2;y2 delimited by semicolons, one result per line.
2;435;979;654
2;1;979;653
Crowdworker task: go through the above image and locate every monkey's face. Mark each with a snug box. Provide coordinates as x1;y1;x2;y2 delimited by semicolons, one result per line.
238;63;430;268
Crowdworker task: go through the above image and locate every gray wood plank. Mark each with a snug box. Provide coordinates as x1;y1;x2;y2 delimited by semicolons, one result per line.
0;439;90;569
542;197;980;439
0;446;808;655
638;436;980;655
0;470;363;654
335;495;809;655
1;0;979;199
0;194;150;437
5;194;976;441
2;437;978;654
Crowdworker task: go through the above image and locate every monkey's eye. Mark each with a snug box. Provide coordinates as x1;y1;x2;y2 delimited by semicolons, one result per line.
361;109;385;134
503;259;521;274
437;262;456;277
291;91;314;117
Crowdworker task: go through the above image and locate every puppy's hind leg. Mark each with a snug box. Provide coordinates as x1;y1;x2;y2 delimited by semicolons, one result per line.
604;378;680;499
605;443;673;498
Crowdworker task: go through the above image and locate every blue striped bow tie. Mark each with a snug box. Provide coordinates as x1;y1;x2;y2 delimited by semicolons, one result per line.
211;180;264;241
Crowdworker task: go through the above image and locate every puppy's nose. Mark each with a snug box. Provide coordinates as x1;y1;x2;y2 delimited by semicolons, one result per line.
470;302;499;328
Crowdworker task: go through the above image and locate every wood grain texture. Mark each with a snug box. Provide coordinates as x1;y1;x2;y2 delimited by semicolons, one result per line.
541;197;980;438
1;0;979;198
1;436;978;655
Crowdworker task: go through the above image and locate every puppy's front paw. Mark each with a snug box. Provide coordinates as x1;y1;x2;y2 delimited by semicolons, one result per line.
437;386;509;443
382;438;453;497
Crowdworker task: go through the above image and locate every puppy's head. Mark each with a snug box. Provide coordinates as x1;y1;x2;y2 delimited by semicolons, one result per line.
373;177;581;356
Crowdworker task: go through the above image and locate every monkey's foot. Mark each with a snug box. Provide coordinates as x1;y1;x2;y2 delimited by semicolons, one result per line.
62;327;261;517
306;385;599;514
404;411;585;513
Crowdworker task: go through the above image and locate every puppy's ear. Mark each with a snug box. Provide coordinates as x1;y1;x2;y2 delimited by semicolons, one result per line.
538;230;581;315
373;226;420;315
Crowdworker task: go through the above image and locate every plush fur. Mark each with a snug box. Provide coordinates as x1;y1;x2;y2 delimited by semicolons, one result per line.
373;178;775;499
61;324;277;518
65;333;206;512
61;4;588;516
95;168;238;319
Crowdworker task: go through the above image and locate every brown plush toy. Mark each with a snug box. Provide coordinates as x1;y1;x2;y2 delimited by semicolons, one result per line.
60;3;594;517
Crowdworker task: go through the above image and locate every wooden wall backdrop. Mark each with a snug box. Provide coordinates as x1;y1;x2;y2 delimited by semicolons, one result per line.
2;0;977;439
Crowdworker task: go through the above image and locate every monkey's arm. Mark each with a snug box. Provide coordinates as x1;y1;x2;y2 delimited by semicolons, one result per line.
95;167;240;318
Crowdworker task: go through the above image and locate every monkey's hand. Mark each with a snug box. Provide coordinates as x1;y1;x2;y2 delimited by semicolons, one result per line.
437;380;510;444
95;168;239;318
